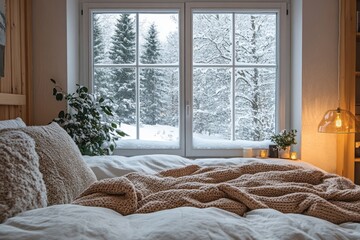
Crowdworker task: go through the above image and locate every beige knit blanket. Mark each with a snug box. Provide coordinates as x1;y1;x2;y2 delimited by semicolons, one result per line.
73;163;360;224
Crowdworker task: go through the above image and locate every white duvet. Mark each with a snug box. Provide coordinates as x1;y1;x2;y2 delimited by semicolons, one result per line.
1;154;360;240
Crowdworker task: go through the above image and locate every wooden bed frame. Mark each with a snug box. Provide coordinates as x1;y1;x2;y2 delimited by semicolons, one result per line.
0;0;31;123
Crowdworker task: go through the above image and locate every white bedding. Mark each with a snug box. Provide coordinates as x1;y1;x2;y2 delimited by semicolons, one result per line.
1;154;359;240
84;154;325;180
1;204;360;240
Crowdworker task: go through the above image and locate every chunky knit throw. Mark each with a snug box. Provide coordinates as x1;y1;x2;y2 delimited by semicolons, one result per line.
73;163;360;224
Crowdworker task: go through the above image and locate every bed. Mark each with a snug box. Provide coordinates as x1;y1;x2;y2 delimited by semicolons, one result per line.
1;120;360;240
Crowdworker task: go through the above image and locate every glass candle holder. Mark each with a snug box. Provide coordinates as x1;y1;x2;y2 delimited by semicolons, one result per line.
290;152;297;160
243;148;253;158
259;149;268;158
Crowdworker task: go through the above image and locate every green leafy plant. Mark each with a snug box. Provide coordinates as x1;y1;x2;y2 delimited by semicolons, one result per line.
51;78;127;156
270;129;297;150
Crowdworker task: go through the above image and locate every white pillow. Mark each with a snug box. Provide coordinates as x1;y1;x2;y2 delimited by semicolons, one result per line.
0;117;26;129
83;154;192;180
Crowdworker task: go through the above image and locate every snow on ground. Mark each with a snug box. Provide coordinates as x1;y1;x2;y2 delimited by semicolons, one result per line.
116;124;272;149
117;123;179;149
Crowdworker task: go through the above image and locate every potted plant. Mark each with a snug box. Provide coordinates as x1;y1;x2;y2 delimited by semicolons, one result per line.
51;79;127;156
270;129;297;159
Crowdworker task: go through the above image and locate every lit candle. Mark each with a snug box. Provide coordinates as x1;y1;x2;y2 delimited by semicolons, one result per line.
259;149;267;158
290;152;297;160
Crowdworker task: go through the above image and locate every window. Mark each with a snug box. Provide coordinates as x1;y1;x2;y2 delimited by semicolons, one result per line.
81;2;289;157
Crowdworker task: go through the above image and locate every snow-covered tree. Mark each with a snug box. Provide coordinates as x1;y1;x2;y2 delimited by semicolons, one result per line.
193;14;232;64
161;31;180;127
140;24;165;125
109;13;136;124
234;14;276;141
192;14;232;138
93;14;109;101
192;13;277;141
93;15;105;64
193;68;231;138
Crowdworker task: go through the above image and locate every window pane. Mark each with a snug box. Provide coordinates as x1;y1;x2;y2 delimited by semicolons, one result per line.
235;13;277;64
139;67;179;144
92;10;180;150
193;13;232;64
93;13;136;65
139;13;179;64
193;67;231;148
235;67;276;141
191;10;278;151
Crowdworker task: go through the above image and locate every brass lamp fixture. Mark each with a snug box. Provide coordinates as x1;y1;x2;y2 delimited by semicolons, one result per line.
318;0;358;134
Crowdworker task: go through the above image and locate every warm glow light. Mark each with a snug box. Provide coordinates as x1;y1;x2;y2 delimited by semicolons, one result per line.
290;152;297;160
317;0;359;135
259;149;267;158
335;113;342;128
318;108;358;133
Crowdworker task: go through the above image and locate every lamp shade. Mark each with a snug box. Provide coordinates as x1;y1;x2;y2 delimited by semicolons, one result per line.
318;107;358;133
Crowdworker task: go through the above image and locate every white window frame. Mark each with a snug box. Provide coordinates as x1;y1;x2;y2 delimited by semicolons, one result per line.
81;3;185;156
80;1;290;157
185;2;290;157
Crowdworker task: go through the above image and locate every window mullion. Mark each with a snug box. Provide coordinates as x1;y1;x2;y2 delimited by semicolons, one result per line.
231;12;236;141
136;13;140;140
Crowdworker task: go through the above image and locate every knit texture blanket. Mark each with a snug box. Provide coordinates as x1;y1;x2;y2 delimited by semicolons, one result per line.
73;163;360;224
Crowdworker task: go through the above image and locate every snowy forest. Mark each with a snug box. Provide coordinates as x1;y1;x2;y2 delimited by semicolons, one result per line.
92;12;277;147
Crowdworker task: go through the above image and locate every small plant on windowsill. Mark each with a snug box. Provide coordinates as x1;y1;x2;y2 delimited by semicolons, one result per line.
50;78;127;156
270;129;297;159
270;129;297;150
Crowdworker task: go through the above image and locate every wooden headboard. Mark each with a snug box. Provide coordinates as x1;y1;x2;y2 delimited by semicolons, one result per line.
0;0;31;123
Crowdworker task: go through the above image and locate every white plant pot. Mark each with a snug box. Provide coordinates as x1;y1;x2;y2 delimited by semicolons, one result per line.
279;146;290;159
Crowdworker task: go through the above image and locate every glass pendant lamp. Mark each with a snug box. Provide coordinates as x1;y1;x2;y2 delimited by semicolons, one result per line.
318;0;358;134
318;107;357;133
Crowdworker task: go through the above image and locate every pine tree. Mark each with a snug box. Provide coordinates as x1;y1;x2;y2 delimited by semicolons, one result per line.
93;15;104;64
140;24;164;125
141;24;161;64
92;15;109;104
109;13;136;124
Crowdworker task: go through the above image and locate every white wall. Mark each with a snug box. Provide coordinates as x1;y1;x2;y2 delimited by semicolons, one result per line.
290;0;302;156
300;0;338;172
31;0;340;172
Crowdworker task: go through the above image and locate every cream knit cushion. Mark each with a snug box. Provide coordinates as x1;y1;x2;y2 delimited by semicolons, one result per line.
0;129;47;223
21;122;96;205
0;117;26;129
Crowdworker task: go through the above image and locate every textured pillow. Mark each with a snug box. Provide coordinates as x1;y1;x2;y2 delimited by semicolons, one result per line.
20;122;96;205
0;117;26;129
0;129;47;223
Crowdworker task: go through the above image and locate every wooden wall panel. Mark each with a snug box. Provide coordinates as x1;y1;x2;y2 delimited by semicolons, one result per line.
337;0;356;180
22;0;32;124
0;0;31;123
